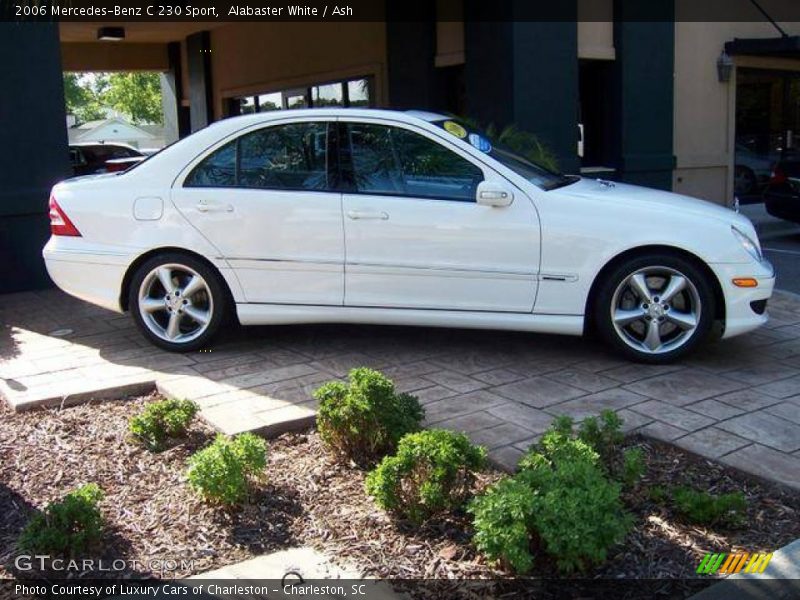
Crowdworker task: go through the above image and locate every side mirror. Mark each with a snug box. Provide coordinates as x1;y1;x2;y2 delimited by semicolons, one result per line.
476;181;514;207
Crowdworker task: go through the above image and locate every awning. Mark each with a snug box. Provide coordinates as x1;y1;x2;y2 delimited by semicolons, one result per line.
725;36;800;59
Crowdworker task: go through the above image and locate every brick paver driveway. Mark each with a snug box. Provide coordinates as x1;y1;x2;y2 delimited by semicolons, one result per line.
2;289;799;489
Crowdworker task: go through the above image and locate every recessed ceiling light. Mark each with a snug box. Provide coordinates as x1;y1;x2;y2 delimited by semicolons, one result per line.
97;27;125;41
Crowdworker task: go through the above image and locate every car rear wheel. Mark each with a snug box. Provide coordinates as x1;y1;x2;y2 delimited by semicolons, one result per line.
594;254;715;363
129;253;227;352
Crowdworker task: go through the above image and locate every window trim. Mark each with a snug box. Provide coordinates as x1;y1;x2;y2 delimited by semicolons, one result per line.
182;120;339;193
337;120;486;203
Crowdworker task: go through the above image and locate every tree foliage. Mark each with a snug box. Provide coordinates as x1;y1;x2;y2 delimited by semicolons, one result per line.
63;71;163;125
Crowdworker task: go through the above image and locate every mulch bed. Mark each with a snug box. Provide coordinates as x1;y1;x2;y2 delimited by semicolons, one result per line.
1;394;798;598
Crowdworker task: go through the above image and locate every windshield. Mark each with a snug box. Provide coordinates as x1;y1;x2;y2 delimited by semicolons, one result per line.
432;119;579;191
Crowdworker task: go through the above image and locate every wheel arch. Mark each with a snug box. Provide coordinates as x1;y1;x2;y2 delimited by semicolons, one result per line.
583;245;725;335
120;247;237;318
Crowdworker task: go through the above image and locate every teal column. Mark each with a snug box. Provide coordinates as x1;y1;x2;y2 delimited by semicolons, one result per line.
0;23;70;293
465;3;579;173
613;0;676;190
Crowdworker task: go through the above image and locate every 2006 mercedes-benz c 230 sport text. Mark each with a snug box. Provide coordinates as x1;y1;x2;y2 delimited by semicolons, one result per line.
44;109;774;363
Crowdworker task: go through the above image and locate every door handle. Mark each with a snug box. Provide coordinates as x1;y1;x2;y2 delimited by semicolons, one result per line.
346;210;389;220
197;201;234;213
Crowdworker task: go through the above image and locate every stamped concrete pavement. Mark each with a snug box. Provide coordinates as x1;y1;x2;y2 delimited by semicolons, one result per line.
2;288;800;490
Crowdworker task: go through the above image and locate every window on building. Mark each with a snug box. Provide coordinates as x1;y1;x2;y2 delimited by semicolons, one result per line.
312;82;344;107
185;123;328;191
345;123;483;201
228;76;373;116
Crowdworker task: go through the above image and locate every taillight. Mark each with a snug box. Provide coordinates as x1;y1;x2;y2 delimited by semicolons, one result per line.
769;166;787;185
48;195;81;237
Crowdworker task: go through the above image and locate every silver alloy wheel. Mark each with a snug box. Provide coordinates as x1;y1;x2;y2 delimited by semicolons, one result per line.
137;263;214;344
610;266;702;355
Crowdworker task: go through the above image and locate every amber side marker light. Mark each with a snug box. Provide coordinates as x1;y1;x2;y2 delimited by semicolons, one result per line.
732;278;758;288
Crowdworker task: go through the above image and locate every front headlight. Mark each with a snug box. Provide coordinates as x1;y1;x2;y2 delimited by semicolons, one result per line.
732;226;763;262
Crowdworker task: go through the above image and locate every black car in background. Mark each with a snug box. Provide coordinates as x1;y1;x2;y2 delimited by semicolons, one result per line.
69;143;144;176
764;155;800;224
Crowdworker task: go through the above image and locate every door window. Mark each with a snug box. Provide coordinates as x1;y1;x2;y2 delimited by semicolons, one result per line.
344;123;483;201
185;122;329;191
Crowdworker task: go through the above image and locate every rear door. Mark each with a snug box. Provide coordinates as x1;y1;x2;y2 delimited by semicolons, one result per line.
339;119;540;312
171;118;345;305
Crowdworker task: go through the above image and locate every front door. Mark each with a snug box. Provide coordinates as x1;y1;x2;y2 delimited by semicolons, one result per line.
340;120;540;312
171;119;344;305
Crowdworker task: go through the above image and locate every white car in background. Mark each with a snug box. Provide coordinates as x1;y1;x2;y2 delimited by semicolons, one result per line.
44;109;774;363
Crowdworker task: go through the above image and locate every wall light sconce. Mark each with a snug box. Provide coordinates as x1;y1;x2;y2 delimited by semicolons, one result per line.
717;50;733;83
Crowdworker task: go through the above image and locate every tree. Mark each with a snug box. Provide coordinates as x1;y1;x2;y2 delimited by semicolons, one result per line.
63;72;164;126
104;73;163;125
63;73;105;124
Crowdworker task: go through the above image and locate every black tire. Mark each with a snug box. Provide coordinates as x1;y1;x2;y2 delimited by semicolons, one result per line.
128;252;229;352
593;253;716;364
734;166;757;196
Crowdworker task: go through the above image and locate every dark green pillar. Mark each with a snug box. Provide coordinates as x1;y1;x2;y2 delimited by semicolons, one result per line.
465;3;580;173
0;23;70;293
385;2;439;110
186;31;214;132
613;0;676;190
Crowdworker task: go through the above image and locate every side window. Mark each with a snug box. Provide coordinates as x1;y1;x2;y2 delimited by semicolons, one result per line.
185;122;328;190
185;141;237;187
346;123;483;201
238;122;327;190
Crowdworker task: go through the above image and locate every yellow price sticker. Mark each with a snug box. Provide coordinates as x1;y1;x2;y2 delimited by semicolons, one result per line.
443;121;468;139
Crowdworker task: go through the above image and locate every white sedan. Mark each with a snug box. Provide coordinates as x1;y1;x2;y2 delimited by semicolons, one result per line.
44;109;774;363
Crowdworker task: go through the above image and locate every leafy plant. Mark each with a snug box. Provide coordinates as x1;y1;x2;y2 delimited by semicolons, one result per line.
468;476;539;574
671;486;746;527
314;368;424;466
18;484;104;556
519;439;631;573
366;429;486;523
648;485;667;504
457;116;560;172
621;448;646;488
186;433;268;505
470;433;631;574
578;410;624;464
129;397;198;451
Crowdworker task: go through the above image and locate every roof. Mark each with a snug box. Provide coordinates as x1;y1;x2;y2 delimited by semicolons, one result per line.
70;117;158;142
725;35;800;58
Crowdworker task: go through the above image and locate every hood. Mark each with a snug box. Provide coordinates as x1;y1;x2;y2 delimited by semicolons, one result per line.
549;177;754;231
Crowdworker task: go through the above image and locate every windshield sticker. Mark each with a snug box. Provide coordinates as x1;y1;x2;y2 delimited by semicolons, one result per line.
443;121;468;139
469;133;493;153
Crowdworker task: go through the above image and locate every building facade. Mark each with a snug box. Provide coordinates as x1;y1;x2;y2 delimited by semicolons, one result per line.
2;0;800;291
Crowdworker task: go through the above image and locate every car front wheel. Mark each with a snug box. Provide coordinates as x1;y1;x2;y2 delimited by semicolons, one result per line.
594;254;715;363
129;253;227;352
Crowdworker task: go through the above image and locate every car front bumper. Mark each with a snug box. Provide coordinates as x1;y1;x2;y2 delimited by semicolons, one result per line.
712;259;775;339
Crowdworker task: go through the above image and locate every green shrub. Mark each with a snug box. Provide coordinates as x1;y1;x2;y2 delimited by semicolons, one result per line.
314;368;424;466
186;433;268;505
519;439;631;573
621;448;646;488
470;433;631;574
648;485;667;504
129;397;198;451
671;486;746;527
578;410;624;463
468;476;538;574
18;484;104;556
366;429;486;523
